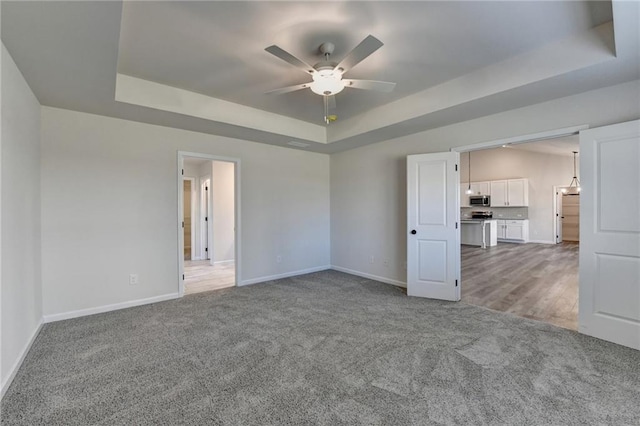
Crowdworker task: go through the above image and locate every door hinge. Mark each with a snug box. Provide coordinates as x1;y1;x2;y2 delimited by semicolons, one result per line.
205;247;208;252
181;169;184;176
455;164;458;171
455;279;458;287
206;186;208;191
205;216;208;222
182;221;184;228
455;222;458;229
556;213;559;217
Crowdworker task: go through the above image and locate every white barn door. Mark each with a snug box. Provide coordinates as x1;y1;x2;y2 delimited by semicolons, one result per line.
407;152;460;301
579;120;640;350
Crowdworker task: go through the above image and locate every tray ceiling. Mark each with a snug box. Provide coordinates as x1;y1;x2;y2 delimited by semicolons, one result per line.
2;1;638;153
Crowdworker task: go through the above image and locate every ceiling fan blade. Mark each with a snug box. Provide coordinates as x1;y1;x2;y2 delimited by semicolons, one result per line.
327;95;336;110
265;83;310;95
343;79;396;92
265;45;316;76
334;35;384;74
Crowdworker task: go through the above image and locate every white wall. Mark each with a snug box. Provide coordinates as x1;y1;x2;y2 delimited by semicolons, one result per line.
331;80;640;286
1;44;42;395
41;107;330;317
212;160;235;263
183;163;201;179
459;147;575;243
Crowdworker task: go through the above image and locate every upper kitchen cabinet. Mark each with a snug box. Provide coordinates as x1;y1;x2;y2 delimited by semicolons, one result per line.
469;181;490;196
460;183;470;207
490;178;529;207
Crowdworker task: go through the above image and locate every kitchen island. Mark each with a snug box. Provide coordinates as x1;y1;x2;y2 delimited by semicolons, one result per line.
461;219;497;249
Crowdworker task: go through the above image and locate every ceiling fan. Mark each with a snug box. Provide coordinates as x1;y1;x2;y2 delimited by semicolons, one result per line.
264;35;396;124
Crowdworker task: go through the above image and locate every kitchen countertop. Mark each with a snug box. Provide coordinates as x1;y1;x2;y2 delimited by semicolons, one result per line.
461;219;497;223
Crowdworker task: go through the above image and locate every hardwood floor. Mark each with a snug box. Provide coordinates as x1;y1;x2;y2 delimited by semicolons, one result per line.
461;242;578;330
184;260;235;295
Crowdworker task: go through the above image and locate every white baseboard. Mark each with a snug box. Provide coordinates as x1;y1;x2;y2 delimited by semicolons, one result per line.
1;319;44;400
528;240;556;245
214;260;234;265
240;265;330;286
43;293;181;323
330;265;407;288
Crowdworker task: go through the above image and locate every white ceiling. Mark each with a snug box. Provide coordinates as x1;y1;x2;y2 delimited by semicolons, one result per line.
508;135;580;157
117;1;611;124
184;157;210;168
2;1;638;153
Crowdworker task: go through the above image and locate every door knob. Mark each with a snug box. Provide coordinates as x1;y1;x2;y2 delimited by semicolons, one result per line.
411;230;417;235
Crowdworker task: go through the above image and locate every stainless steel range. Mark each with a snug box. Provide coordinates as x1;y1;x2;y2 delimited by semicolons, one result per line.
471;211;493;219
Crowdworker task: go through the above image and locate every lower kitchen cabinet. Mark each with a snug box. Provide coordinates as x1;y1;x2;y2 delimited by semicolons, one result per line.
496;219;529;243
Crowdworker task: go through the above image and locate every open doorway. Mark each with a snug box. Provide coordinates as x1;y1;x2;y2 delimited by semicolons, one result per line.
179;154;239;295
458;134;580;330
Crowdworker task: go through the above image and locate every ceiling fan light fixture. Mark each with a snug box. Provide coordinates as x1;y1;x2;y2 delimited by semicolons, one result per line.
310;70;345;96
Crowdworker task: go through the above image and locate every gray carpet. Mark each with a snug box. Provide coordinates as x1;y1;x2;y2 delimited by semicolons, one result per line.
2;270;639;425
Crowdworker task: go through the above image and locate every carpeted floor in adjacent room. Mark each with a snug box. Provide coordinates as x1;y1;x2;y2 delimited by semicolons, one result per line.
1;270;639;425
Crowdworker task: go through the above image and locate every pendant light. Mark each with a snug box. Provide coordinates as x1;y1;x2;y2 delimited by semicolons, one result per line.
561;151;581;195
465;151;473;195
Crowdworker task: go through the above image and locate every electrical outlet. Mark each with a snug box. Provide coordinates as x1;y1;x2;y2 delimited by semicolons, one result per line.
369;255;375;264
276;255;282;263
129;274;139;285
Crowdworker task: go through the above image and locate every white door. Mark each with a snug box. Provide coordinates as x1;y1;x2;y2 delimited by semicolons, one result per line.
407;152;460;301
555;188;563;243
579;120;640;350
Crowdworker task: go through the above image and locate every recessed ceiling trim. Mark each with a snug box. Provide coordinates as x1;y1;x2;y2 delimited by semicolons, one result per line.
115;74;328;143
327;22;616;144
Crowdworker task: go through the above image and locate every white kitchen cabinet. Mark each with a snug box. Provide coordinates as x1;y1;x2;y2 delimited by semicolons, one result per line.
507;179;528;206
470;181;490;196
496;219;529;243
490;179;528;207
460;183;470;207
461;220;497;248
490;181;508;206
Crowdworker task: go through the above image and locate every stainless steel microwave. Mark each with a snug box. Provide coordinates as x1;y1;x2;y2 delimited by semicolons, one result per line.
469;195;490;206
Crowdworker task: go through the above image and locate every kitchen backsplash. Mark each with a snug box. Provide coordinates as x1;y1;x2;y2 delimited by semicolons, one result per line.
461;207;528;220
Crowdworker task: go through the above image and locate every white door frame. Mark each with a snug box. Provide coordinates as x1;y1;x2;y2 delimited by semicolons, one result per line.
199;176;211;262
553;185;566;244
182;177;197;260
177;151;241;297
451;125;587;291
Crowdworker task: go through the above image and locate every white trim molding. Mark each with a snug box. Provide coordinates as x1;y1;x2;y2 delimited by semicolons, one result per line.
1;320;44;399
452;125;589;152
331;265;407;288
43;293;180;323
240;265;330;286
